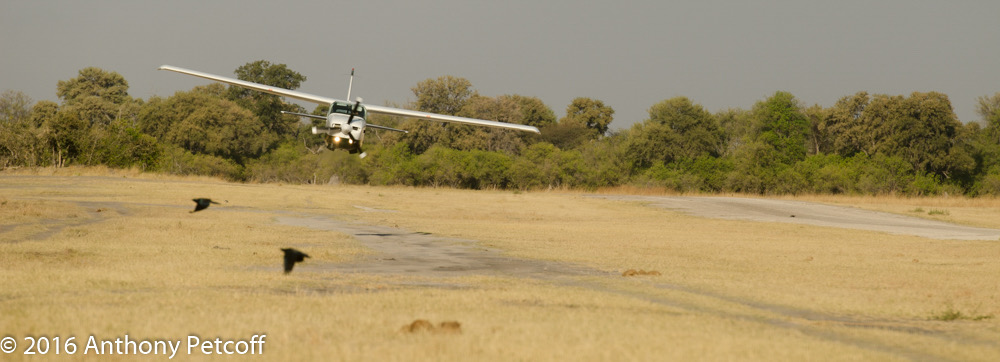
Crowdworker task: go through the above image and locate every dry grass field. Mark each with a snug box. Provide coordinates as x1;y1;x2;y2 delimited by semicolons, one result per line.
2;167;999;361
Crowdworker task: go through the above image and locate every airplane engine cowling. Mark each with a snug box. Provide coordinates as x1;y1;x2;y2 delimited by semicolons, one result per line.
349;119;366;141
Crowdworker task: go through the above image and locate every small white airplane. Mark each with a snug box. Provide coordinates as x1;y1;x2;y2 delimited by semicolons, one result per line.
158;65;540;158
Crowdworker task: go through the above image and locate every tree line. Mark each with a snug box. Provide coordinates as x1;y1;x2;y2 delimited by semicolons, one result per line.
3;61;1000;196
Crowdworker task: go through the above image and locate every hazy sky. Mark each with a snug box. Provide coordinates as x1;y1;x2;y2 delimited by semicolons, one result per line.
2;0;999;129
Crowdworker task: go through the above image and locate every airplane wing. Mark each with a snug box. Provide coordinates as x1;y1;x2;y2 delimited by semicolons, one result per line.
159;65;337;105
364;105;539;133
159;65;540;134
365;123;409;134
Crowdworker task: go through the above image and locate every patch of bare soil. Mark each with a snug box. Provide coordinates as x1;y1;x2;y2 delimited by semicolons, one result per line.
2;200;128;243
275;215;605;280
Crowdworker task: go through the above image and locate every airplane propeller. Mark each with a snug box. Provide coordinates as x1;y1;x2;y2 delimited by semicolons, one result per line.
337;97;366;157
346;97;363;125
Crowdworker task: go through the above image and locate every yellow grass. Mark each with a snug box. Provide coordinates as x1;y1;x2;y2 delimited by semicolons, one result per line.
2;168;999;361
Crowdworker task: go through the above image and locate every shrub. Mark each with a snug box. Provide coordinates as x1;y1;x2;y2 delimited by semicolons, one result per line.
155;144;244;181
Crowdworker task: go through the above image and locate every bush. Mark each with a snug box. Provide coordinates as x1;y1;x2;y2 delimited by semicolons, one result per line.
365;142;418;186
248;141;341;184
97;121;160;170
906;173;943;196
973;166;1000;196
413;146;463;187
637;161;705;193
773;167;808;195
794;155;852;194
155;144;244;181
457;150;513;189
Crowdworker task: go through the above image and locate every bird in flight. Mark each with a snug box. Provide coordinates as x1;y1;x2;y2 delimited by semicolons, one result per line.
190;198;221;213
281;248;310;274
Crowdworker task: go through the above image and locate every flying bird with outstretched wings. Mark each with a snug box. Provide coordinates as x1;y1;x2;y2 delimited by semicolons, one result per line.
190;198;220;213
281;248;310;274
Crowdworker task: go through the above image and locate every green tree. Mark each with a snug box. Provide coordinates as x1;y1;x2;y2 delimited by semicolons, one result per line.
506;94;554;147
413;146;463;187
39;67;152;168
624;97;722;169
0;91;42;167
451;94;527;154
510;143;565;190
508;94;556;130
0;90;33;124
401;75;478;154
91;117;160;169
725;138;782;194
29;101;59;129
561;97;614;139
403;78;545;155
155;144;244;180
804;104;832;155
140;84;271;164
716;108;752;157
365;142;418;185
579;133;629;188
884;92;970;179
226;60;306;138
976;92;1000;143
825;91;971;181
55;67;139;127
56;67;130;106
540;121;591;150
398;120;447;155
411;75;476;115
363;108;409;149
750;91;810;165
716;92;809;194
647;97;722;158
43;109;88;167
826;91;871;156
49;67;157;168
458;149;514;189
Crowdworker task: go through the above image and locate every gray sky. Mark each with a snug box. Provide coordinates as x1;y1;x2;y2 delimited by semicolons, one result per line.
2;0;999;129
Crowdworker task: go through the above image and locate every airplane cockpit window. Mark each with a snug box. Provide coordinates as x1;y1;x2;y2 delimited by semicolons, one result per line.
330;102;352;115
328;102;366;118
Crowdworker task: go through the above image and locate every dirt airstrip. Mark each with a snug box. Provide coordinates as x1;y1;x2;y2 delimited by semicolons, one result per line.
275;195;1000;281
276;214;602;279
592;195;1000;241
269;196;1000;361
4;174;1000;361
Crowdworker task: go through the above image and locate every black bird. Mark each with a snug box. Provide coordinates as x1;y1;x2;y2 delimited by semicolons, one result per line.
281;248;310;274
190;198;220;213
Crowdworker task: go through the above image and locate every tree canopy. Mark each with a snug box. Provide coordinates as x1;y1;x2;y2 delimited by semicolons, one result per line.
140;84;271;165
624;97;722;169
5;62;1000;196
561;97;614;139
226;60;307;137
56;67;130;106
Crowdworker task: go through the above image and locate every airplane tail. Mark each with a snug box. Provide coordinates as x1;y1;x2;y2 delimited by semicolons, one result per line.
346;68;355;101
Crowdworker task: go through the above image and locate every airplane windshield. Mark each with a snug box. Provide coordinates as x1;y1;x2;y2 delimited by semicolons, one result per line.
329;102;365;118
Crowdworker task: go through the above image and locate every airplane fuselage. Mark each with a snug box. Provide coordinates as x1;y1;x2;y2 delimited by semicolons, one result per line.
313;101;367;153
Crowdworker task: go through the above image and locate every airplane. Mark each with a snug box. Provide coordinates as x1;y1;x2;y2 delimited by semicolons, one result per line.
158;65;540;158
